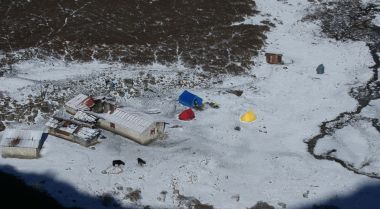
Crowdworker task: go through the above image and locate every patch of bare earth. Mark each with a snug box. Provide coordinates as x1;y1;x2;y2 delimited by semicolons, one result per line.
0;0;269;74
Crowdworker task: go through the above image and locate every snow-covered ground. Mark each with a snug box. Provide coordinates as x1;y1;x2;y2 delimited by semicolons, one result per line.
1;0;380;209
373;14;380;27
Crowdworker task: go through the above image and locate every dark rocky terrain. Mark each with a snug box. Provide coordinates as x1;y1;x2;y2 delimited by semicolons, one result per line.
0;0;268;74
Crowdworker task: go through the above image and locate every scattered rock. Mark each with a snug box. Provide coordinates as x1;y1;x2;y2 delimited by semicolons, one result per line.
278;202;287;208
125;189;141;202
226;89;244;96
6;114;14;121
234;126;241;131
27;115;35;122
159;190;168;202
206;102;220;109
123;78;134;88
126;187;133;192
40;103;50;113
231;194;240;202
170;125;183;128
174;189;215;209
249;201;275;209
100;193;114;207
116;185;123;191
303;190;310;198
0;121;5;132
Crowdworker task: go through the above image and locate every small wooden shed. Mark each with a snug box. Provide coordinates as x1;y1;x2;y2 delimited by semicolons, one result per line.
265;53;283;64
96;108;165;145
0;129;47;158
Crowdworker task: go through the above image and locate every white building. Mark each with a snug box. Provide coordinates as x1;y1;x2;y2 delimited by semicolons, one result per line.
64;94;166;145
97;108;165;145
0;129;47;158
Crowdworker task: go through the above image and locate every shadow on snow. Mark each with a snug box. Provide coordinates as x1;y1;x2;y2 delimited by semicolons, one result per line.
291;181;380;209
0;164;171;209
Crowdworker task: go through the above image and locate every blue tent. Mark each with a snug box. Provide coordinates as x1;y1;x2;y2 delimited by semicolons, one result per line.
178;90;203;108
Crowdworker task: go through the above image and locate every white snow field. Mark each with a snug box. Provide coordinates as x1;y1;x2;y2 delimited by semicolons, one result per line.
1;0;380;209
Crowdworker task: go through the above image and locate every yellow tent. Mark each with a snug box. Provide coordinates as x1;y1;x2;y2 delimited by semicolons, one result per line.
240;110;257;123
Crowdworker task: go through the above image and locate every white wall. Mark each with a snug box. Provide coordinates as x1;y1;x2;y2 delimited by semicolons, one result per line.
2;147;39;158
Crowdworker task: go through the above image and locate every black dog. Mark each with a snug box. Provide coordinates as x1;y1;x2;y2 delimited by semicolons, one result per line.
112;160;125;167
137;158;146;166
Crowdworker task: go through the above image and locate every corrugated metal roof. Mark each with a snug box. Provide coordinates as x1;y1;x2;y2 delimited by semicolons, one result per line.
65;94;90;112
58;124;78;134
74;111;97;123
99;108;155;134
45;118;59;128
0;129;44;148
75;127;100;140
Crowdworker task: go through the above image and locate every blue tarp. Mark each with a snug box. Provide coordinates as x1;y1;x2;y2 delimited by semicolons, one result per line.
178;90;203;108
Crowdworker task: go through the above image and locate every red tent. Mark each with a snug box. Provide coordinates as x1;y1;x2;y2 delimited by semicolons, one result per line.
178;109;195;121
